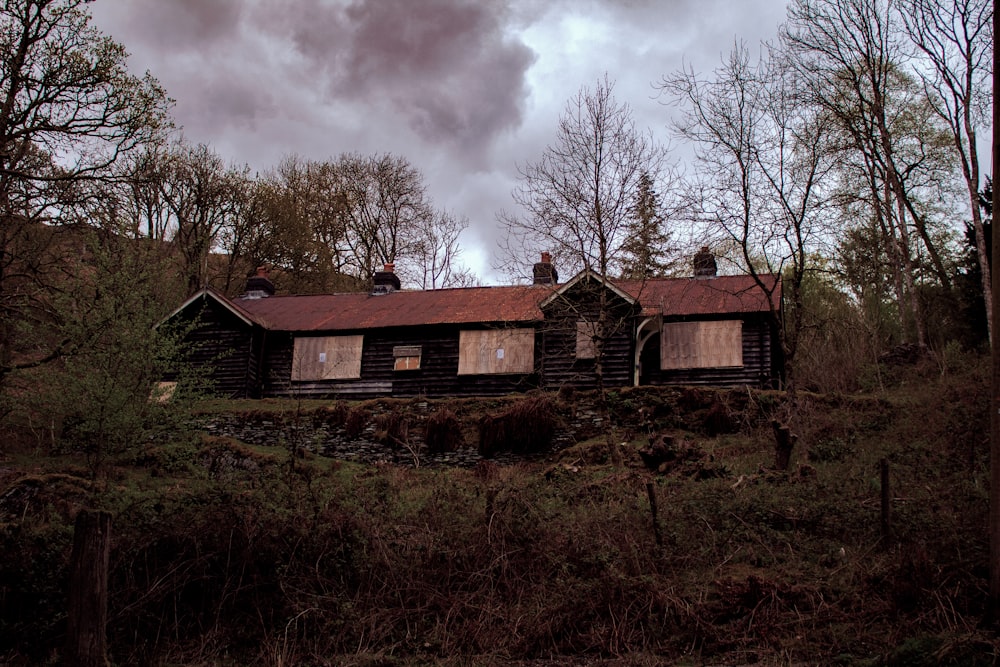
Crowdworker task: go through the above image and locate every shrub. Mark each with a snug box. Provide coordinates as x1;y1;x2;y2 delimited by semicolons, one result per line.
479;395;556;457
424;408;464;453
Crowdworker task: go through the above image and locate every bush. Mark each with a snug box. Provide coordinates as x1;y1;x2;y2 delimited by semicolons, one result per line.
478;394;556;457
424;408;464;453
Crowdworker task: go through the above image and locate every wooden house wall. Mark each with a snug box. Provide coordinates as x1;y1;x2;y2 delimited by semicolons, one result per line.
177;298;256;398
260;324;541;399
639;314;779;388
539;283;638;391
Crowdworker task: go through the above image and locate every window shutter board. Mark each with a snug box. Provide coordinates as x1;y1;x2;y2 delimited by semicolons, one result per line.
292;335;364;380
661;321;742;370
459;329;534;375
576;320;598;359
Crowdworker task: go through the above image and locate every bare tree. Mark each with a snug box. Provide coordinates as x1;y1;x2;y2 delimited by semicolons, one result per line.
498;75;668;279
782;0;955;348
335;153;433;285
661;42;834;398
414;210;475;289
158;141;248;296
899;0;993;340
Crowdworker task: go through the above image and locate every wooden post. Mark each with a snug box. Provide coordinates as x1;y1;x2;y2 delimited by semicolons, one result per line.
65;510;112;667
646;481;662;548
772;420;796;471
880;459;892;549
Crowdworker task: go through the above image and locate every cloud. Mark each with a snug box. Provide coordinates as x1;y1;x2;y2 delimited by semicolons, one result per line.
88;0;792;282
110;0;245;50
266;0;536;161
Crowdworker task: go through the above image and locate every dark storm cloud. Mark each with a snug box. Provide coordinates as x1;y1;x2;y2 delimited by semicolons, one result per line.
114;0;245;50
272;0;536;158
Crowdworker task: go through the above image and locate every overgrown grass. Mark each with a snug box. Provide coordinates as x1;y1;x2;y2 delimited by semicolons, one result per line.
0;356;996;665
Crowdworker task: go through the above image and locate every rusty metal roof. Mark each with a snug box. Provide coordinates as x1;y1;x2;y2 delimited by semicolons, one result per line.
224;274;779;332
619;274;781;318
234;285;553;332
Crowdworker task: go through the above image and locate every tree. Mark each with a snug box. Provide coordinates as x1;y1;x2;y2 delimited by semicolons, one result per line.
898;0;993;341
782;0;959;349
335;153;434;287
661;42;833;401
0;0;170;379
247;155;357;295
618;171;678;280
19;233;202;477
157;141;248;296
414;210;476;289
498;75;668;279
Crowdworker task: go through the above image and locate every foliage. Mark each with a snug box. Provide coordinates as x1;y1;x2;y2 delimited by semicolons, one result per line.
478;394;557;457
0;0;171;382
425;408;464;453
12;234;205;476
0;366;995;663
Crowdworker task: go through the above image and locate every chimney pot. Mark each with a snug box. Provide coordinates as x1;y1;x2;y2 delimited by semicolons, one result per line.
243;265;275;298
693;247;717;278
372;261;401;294
533;251;558;285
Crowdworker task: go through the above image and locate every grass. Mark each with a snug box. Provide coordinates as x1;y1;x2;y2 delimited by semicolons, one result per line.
0;356;996;665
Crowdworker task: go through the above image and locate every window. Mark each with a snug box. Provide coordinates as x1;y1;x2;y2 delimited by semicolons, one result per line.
576;320;598;359
457;328;534;375
393;345;422;371
292;335;364;380
660;320;742;370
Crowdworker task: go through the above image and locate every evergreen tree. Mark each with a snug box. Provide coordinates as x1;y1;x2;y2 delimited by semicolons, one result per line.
618;172;673;280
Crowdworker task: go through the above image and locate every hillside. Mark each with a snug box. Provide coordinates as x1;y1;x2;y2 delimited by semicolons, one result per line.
0;352;995;666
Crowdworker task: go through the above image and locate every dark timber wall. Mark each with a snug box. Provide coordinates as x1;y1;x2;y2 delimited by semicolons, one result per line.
539;281;638;391
177;297;256;398
639;314;780;388
261;324;542;399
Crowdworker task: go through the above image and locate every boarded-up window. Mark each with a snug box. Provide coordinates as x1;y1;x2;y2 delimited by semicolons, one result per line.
576;320;598;359
291;335;364;380
661;321;743;370
457;328;534;375
393;345;422;371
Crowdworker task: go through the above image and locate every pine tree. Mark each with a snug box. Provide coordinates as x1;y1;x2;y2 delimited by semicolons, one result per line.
619;172;673;280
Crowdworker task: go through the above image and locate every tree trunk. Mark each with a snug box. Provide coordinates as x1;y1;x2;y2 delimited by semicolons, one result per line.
989;2;999;619
64;510;112;667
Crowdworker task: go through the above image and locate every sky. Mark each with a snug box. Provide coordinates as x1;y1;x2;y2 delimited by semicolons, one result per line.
89;0;792;284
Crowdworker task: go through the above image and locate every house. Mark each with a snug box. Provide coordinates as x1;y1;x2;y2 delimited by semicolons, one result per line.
163;250;782;399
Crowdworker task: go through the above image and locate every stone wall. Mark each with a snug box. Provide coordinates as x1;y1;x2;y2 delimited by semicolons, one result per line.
199;386;758;468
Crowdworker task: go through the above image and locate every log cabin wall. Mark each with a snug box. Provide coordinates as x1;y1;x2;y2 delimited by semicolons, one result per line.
177;297;256;398
639;313;779;388
261;324;542;399
539;281;638;391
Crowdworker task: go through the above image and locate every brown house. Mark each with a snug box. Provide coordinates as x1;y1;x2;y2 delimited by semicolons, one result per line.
164;253;783;399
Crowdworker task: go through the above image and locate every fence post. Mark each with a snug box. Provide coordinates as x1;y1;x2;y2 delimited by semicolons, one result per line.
65;509;112;667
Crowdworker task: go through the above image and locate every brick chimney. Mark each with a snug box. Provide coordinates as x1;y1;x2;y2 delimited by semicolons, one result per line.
372;262;401;295
242;265;275;299
533;252;558;285
693;247;717;278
